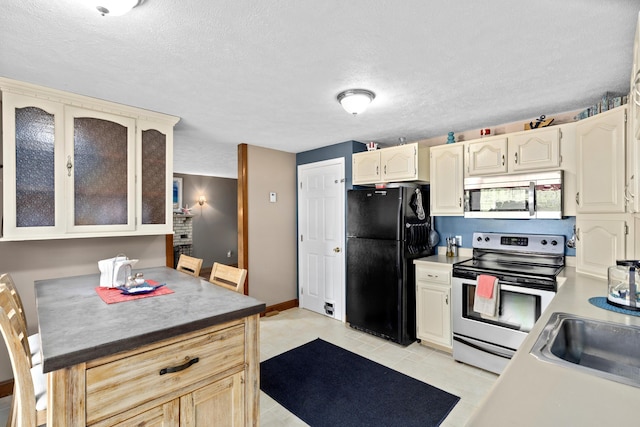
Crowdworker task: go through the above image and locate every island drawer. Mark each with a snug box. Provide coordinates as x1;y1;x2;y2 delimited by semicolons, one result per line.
85;323;245;424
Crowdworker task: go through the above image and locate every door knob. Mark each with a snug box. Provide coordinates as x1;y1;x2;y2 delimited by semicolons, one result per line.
333;247;341;253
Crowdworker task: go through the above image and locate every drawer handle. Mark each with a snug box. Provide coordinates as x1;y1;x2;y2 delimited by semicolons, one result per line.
159;357;199;375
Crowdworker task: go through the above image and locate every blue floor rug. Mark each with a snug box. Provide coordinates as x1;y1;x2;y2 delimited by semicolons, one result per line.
260;338;460;427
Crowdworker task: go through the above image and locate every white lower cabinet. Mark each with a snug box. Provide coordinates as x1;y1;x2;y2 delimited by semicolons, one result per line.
415;262;452;351
576;214;633;279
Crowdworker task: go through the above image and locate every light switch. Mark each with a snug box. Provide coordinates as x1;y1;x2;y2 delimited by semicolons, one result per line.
269;192;277;203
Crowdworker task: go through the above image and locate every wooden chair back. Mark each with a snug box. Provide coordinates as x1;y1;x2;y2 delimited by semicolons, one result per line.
0;274;32;364
0;288;47;426
176;254;203;277
209;263;247;293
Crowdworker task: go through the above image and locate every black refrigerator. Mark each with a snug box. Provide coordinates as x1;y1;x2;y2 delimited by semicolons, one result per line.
346;185;432;346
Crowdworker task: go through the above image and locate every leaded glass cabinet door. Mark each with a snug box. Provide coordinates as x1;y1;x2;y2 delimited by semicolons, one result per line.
1;93;66;239
137;119;173;233
65;106;136;233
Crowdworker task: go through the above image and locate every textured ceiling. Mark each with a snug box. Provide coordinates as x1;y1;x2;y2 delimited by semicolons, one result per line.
1;0;638;178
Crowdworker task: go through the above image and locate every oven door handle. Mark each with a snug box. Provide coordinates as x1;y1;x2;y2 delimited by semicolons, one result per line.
453;336;512;360
499;283;554;297
528;181;535;217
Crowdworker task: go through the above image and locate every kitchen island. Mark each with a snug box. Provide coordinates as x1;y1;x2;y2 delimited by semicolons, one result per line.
35;266;266;426
467;267;640;426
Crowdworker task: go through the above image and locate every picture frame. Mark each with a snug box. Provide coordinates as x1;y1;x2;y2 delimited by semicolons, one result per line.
172;177;183;212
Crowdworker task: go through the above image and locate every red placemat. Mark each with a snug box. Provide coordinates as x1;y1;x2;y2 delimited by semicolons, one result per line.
95;280;174;304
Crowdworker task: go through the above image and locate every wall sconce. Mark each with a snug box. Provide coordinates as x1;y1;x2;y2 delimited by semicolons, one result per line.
95;0;142;16
337;89;376;115
198;195;207;206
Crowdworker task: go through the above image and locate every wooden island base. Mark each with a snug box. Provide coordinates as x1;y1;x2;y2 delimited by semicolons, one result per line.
47;314;260;426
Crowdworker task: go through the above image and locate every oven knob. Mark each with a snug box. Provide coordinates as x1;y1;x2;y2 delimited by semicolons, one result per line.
551;240;558;246
484;237;490;242
477;236;482;242
541;239;547;245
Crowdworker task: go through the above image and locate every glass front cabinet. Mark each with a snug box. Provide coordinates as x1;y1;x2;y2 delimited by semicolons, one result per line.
1;78;179;240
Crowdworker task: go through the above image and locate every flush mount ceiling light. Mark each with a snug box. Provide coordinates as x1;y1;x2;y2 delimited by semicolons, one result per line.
337;89;376;115
95;0;142;16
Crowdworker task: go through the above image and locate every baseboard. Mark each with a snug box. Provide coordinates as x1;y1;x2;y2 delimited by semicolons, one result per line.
262;299;298;316
0;379;13;398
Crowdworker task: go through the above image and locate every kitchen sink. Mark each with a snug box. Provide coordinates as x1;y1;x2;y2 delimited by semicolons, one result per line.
530;312;640;388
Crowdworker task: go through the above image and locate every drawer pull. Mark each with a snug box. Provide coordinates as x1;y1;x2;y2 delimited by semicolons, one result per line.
159;357;199;375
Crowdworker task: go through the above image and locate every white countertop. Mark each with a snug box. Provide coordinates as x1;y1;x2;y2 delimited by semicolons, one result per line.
413;253;471;267
467;268;640;426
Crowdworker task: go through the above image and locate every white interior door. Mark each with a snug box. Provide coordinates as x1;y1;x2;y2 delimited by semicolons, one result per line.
297;158;345;320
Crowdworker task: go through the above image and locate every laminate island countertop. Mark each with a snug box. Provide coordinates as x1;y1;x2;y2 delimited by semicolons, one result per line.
35;266;266;426
467;267;640;427
35;266;266;373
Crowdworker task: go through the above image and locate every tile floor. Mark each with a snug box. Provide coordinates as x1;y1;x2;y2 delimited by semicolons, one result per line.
260;308;497;426
0;307;497;426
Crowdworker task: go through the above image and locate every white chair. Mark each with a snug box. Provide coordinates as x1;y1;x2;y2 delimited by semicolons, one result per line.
209;263;247;294
0;286;47;426
0;273;40;366
176;254;204;277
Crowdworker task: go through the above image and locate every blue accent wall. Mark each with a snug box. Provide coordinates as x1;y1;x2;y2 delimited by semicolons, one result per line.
434;216;576;256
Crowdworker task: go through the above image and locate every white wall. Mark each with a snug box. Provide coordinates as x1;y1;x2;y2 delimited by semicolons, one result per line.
246;145;297;306
0;235;165;381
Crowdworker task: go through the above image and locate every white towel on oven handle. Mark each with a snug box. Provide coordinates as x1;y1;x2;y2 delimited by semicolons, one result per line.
474;277;500;318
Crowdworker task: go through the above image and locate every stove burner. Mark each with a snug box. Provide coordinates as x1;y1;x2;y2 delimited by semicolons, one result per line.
453;232;565;292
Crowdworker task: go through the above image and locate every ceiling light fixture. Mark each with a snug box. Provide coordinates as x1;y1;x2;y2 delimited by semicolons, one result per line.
337;89;376;115
95;0;142;16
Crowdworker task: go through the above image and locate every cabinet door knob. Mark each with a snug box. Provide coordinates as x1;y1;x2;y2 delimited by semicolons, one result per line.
501;154;505;166
575;192;580;206
515;152;518;164
445;294;449;305
333;247;341;253
66;155;73;177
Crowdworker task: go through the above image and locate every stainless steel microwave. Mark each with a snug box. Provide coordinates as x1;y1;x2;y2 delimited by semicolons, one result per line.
464;171;563;219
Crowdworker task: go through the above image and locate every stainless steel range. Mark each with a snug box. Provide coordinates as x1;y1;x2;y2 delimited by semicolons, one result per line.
452;232;565;374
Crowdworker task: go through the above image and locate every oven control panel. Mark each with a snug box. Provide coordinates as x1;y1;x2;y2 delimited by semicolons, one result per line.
472;232;565;254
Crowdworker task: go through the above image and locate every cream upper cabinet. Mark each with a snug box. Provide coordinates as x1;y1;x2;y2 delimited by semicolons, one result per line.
0;78;179;241
352;150;381;184
352;142;429;184
138;119;174;233
467;128;561;177
576;214;631;279
508;127;561;172
415;262;452;352
1;92;66;239
576;106;627;214
430;144;464;215
381;143;424;182
466;136;508;176
65;106;137;234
